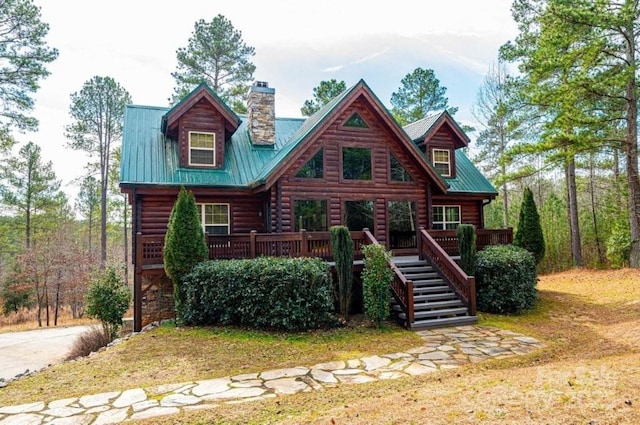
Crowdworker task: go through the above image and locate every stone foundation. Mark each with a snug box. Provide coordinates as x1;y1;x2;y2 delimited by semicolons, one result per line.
141;273;175;327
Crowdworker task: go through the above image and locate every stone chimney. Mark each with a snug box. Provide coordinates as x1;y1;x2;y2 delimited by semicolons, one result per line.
247;81;275;146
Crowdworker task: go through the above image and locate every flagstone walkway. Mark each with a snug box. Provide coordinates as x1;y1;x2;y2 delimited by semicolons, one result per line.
0;326;544;424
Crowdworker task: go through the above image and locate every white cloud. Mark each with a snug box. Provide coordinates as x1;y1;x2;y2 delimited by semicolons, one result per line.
323;65;344;73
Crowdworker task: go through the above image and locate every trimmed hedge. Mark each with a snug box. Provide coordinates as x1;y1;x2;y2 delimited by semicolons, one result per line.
475;245;537;314
180;257;337;331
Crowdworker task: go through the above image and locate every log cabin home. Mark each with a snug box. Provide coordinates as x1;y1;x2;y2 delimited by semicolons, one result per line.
120;79;512;332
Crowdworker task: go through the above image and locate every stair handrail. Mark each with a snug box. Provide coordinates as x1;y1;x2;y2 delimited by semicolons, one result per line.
418;227;476;315
363;229;414;327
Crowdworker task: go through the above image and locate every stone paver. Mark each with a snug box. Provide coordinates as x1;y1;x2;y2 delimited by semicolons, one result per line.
0;325;544;424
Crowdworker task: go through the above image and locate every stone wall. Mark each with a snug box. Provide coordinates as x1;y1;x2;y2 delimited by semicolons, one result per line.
141;273;175;327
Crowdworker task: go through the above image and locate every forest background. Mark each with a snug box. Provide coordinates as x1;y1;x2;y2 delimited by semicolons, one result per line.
1;0;638;326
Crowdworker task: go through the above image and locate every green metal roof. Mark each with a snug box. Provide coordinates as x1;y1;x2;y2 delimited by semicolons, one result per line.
445;150;498;194
120;81;496;196
120;104;304;187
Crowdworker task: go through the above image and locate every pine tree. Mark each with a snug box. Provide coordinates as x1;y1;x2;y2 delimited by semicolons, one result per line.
163;186;208;320
514;187;545;264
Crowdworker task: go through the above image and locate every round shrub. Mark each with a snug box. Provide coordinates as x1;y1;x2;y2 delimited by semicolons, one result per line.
475;245;537;314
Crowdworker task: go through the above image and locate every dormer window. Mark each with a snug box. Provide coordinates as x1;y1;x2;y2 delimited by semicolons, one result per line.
189;132;216;166
432;149;451;177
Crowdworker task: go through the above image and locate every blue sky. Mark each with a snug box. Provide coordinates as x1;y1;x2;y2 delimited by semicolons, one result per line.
18;0;518;202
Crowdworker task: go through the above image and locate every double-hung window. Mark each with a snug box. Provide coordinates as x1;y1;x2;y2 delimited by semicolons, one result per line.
197;203;229;235
432;205;460;230
432;149;451;177
189;132;215;166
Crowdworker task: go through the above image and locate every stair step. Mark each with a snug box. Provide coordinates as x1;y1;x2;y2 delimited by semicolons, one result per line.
398;308;469;321
412;279;446;287
410;315;478;329
412;307;469;319
413;300;464;310
396;262;433;268
396;265;434;273
402;272;439;280
412;285;453;295
413;293;458;302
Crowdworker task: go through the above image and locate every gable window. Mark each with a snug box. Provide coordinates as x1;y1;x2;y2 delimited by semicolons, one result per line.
342;147;372;180
294;200;327;231
295;149;324;178
432;205;460;230
189;132;216;166
432;149;451;177
197;203;229;235
344;113;368;128
390;153;413;182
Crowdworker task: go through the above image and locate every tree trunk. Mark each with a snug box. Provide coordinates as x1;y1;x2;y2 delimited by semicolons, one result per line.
501;183;509;228
45;290;50;327
589;153;605;265
100;180;107;268
566;154;582;267
624;17;640;268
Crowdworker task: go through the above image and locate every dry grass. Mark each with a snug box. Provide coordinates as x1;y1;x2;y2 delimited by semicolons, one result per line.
2;269;639;425
134;268;640;424
65;325;112;360
0;307;97;334
0;316;420;407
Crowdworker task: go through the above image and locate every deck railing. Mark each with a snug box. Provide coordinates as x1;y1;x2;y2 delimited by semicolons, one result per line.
419;227;476;315
136;230;368;268
427;228;513;256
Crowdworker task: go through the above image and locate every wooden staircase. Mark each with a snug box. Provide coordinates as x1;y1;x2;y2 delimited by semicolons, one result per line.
391;258;477;329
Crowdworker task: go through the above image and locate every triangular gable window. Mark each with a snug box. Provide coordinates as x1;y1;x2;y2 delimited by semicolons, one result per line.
390;154;413;182
295;148;324;178
344;113;368;128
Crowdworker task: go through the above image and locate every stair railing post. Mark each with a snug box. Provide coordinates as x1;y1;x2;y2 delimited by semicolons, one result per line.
250;230;257;258
300;229;308;257
418;227;425;260
468;276;477;315
406;279;414;328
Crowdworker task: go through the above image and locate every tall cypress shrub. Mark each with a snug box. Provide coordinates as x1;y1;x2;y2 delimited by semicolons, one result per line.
514;187;545;264
330;225;353;320
163;186;208;321
456;224;476;275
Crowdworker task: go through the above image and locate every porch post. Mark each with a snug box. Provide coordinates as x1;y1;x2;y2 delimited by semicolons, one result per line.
250;230;257;258
300;229;308;257
134;231;143;332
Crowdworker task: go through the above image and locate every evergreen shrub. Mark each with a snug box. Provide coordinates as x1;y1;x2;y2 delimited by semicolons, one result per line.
514;187;545;264
475;244;537;314
361;243;393;327
456;223;476;275
163;186;208;322
330;225;353;320
180;257;337;331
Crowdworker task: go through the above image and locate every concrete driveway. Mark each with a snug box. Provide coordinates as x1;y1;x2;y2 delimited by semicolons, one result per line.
0;325;93;382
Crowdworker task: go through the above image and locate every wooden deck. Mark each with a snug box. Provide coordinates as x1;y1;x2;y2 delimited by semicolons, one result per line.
133;228;512;331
